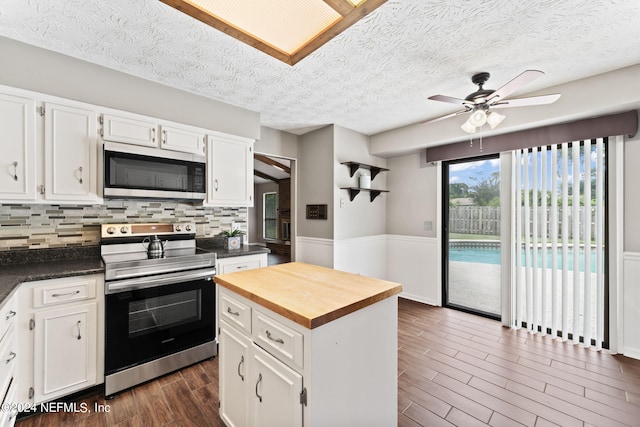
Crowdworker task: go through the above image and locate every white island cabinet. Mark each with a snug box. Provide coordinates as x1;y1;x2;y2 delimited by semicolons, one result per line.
215;262;402;427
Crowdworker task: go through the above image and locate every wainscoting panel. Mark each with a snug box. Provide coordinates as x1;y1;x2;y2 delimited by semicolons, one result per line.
333;235;386;279
386;235;440;306
295;236;334;268
623;252;640;359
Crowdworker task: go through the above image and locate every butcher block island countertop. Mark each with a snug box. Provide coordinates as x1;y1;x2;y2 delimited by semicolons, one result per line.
214;261;402;329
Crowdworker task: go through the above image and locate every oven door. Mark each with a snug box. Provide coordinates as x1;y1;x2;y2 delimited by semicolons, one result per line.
105;275;215;374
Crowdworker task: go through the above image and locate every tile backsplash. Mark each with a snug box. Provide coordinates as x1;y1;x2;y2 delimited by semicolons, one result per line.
0;200;247;251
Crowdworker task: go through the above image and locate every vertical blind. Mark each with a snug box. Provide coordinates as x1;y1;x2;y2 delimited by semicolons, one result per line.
512;139;606;348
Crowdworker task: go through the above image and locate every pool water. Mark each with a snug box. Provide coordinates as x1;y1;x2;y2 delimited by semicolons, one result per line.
448;246;601;273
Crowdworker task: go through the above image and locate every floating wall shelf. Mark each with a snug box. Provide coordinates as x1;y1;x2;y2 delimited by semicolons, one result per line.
340;160;390;202
340;161;389;180
340;187;389;202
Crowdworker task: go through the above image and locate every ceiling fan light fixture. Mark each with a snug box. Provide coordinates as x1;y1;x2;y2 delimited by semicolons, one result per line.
461;119;477;134
486;111;506;129
468;109;487;127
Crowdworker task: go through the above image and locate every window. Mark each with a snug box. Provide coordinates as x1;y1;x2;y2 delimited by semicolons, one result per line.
263;192;278;240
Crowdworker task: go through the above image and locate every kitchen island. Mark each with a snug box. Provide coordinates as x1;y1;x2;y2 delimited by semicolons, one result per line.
214;262;402;427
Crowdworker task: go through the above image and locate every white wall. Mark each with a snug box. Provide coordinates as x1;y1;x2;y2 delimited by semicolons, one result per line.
255;126;299;159
0;36;259;139
333;125;387;239
386;152;438;238
298;126;334;240
624;116;640;252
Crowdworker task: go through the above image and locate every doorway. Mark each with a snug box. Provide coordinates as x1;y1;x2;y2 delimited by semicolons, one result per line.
251;153;295;265
443;155;502;319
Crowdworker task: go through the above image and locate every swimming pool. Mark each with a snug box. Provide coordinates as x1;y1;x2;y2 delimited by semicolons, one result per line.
448;243;601;273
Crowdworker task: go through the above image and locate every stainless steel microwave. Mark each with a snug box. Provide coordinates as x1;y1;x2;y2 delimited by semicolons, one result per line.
104;142;206;200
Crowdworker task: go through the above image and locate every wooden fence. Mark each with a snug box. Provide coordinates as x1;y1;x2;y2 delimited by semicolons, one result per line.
450;206;598;239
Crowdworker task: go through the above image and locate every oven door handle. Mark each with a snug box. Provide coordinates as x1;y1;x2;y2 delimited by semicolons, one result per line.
106;268;216;294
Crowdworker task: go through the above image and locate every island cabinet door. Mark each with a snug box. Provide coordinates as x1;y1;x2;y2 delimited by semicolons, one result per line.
219;322;251;427
249;343;303;427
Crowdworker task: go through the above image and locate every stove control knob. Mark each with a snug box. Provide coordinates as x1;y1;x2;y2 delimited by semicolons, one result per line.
106;226;116;235
185;224;192;232
175;225;182;232
120;226;129;234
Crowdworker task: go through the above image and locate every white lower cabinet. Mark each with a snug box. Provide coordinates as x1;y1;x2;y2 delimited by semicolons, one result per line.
250;343;303;427
16;274;104;406
33;302;97;403
219;320;303;427
219;321;250;427
0;295;18;427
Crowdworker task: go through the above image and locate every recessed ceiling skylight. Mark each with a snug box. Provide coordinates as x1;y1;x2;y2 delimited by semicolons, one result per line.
160;0;387;65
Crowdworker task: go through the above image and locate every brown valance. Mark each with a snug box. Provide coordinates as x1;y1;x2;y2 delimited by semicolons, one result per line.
425;110;638;163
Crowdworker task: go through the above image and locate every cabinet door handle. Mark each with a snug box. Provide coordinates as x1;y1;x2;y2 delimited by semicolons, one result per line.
5;351;16;364
78;166;83;184
237;355;245;381
12;161;18;181
226;306;240;316
162;130;167;144
5;310;16;320
214;179;219;192
265;330;284;344
151;127;156;142
255;373;263;402
51;290;80;298
76;320;82;340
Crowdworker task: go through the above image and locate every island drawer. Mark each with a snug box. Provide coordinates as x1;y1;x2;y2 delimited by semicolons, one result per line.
253;309;303;370
32;276;97;308
219;290;252;335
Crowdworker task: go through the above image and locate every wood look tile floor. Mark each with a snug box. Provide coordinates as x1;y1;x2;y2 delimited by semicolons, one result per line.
17;298;640;426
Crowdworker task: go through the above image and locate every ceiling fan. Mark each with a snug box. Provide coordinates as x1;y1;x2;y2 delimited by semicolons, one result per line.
425;70;561;133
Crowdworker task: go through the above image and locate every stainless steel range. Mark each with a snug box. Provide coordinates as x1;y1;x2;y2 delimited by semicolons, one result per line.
101;222;216;398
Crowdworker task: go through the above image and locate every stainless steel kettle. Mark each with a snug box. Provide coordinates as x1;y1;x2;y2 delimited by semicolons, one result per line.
142;235;167;259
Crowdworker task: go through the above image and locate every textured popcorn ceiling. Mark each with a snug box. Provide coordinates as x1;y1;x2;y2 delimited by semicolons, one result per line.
1;0;639;136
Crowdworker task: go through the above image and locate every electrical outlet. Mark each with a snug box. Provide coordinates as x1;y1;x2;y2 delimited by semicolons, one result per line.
424;221;433;231
340;198;345;208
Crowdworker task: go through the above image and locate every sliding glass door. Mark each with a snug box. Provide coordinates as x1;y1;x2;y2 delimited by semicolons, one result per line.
443;155;502;319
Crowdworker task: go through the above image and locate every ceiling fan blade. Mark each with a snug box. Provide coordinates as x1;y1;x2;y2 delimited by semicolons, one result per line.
419;108;471;124
487;70;545;103
427;95;469;105
491;93;561;108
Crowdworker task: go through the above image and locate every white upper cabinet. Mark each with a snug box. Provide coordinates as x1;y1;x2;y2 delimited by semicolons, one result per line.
44;102;99;203
0;93;37;201
207;132;254;207
100;111;207;155
101;113;157;147
160;124;206;155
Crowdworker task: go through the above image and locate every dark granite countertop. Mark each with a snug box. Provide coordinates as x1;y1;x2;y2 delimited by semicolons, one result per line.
0;247;104;309
0;241;269;308
196;237;270;259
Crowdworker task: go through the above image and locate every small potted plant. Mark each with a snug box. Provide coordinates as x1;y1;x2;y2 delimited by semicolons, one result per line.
218;229;245;249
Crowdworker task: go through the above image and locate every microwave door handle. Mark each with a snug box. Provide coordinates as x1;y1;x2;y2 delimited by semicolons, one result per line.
106;268;216;294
